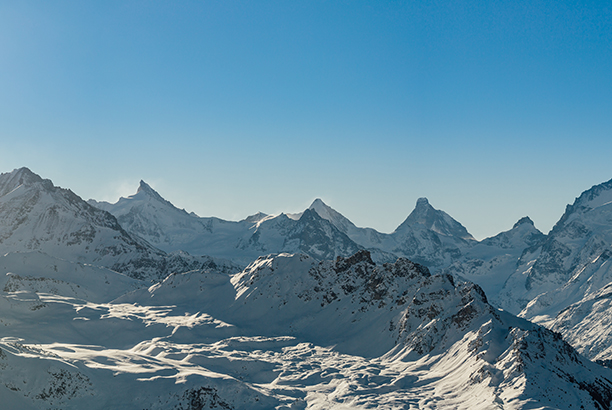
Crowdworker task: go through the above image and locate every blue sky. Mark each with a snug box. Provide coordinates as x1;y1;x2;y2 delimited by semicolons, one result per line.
1;1;612;239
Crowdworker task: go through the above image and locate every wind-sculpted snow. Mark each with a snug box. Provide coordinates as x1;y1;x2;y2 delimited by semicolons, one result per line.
125;252;612;407
227;251;438;356
0;251;142;303
1;249;612;409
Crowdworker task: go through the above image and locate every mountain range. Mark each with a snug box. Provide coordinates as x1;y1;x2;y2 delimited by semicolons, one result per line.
2;166;612;409
89;180;476;269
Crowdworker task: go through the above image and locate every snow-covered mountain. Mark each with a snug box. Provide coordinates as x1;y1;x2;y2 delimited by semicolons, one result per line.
91;182;363;265
430;177;612;362
307;198;391;249
482;178;612;361
496;178;612;315
0;168;238;280
304;177;612;364
442;216;546;302
2;250;612;409
388;197;476;269
89;180;239;256
307;196;477;270
3;167;612;408
92;182;476;270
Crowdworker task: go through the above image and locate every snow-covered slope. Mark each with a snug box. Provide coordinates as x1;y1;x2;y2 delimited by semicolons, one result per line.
497;178;612;315
487;178;612;361
0;168;238;280
545;274;612;361
135;251;612;409
91;182;364;265
442;216;546;303
0;251;141;303
2;250;611;409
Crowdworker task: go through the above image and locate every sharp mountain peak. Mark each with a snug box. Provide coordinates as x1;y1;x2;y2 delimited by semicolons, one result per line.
415;197;431;207
395;197;475;241
310;198;328;208
513;216;535;229
137;179;153;192
132;180;171;204
308;198;335;215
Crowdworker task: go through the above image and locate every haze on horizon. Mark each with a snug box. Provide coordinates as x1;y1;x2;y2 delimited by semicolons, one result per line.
1;1;611;240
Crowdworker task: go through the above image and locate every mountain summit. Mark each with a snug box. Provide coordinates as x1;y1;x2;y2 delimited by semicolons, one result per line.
308;198;361;236
493;177;612;361
0;167;51;197
135;180;167;203
513;216;535;229
551;177;612;235
0;168;227;280
395;197;475;241
384;198;476;269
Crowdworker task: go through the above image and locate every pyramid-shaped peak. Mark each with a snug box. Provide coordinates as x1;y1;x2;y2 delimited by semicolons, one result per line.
395;197;474;241
416;197;431;207
409;197;436;217
299;208;320;221
137;180;154;193
513;216;535;229
135;180;165;202
308;198;355;225
308;198;334;217
401;198;437;226
304;198;363;237
310;198;327;207
309;198;332;213
406;197;437;222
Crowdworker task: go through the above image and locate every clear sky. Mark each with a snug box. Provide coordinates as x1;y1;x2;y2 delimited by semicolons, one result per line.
1;1;612;239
